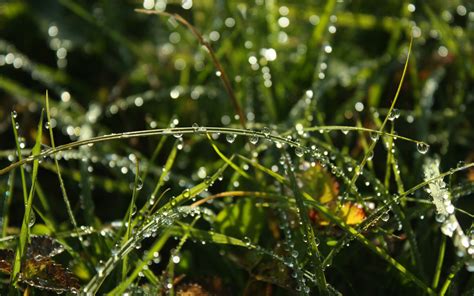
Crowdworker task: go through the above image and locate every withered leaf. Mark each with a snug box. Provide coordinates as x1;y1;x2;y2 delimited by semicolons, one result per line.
0;235;79;293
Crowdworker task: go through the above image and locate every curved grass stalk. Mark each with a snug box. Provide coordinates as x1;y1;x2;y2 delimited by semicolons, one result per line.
303;125;426;145
190;191;276;207
347;38;413;201
0;126;307;176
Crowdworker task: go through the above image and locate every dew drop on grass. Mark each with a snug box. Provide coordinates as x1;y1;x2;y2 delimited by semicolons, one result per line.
243;236;251;247
45;122;50;130
12;110;17;118
388;108;400;121
295;147;305;157
183;188;191;198
381;212;390;222
341;129;349;135
369;132;379;142
173;133;182;138
28;211;36;227
262;127;271;138
226;133;237;143
143;0;154;10
172;254;180;264
416;142;429;154
367;151;374;160
192;123;199;131
136;177;143;191
177;138;184;150
96;264;105;277
249;134;259;144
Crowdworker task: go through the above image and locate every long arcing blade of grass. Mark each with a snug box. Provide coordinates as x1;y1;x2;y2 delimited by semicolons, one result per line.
283;152;329;295
0;127;313;176
10;109;44;287
135;9;246;128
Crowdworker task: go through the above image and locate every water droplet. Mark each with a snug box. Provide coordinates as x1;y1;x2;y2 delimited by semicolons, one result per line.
136;177;143;191
143;0;154;10
172;254;180;264
262;127;271;138
192;123;199;131
173;133;182;138
28;211;36;227
370;131;379;141
295;147;305;157
341;129;349;135
367;151;374;160
416;143;429;154
249;134;259;144
381;212;390;222
96;264;105;277
457;161;466;168
388;108;400;121
226;134;237;143
45;122;50;130
12;111;17;118
183;188;191;198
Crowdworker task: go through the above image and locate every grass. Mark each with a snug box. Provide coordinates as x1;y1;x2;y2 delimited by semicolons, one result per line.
0;0;473;295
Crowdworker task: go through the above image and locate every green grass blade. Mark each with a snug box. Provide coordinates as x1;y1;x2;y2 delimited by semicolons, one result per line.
283;153;329;295
208;134;251;180
10;109;44;287
108;231;171;295
122;158;140;280
45;92;79;229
